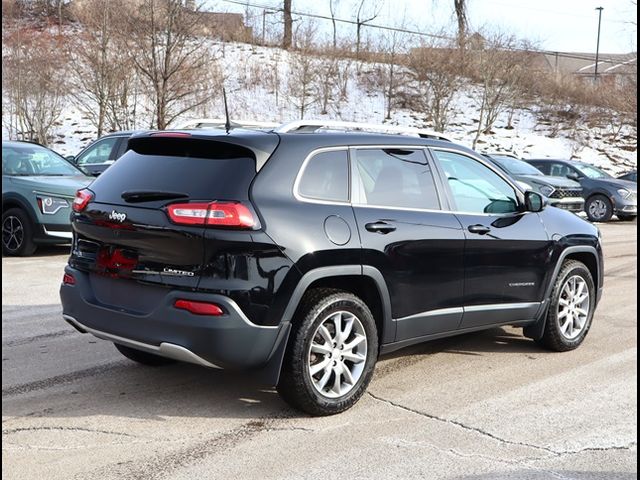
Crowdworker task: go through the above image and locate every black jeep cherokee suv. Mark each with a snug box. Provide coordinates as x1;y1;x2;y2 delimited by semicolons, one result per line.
60;128;604;415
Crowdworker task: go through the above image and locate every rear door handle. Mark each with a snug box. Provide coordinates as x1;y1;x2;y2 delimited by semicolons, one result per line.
365;221;397;234
468;224;491;235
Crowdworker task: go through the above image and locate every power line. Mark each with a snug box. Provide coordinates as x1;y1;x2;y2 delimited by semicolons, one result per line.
221;0;451;40
220;0;635;63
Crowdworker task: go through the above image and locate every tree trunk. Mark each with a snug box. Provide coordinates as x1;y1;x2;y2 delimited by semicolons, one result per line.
282;0;292;50
472;93;486;149
332;18;337;49
454;0;468;49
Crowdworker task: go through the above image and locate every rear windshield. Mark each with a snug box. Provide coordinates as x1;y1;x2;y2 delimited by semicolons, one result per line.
88;140;256;204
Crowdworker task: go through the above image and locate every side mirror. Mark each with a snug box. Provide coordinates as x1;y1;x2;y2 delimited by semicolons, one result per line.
566;172;581;181
66;155;76;164
525;191;546;212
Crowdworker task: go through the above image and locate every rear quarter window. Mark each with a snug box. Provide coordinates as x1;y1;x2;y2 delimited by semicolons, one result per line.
297;150;349;202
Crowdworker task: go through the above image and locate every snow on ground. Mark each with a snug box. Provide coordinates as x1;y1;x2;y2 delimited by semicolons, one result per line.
3;40;637;174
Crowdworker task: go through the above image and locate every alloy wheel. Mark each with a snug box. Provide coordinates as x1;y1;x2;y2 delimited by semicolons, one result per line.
2;215;24;252
307;310;367;398
557;275;590;340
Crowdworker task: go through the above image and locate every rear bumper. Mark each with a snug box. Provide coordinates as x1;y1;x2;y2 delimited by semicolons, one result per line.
59;267;285;369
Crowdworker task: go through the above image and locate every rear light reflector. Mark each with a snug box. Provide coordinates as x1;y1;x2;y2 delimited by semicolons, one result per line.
63;273;76;285
166;202;255;228
174;299;224;316
73;189;93;212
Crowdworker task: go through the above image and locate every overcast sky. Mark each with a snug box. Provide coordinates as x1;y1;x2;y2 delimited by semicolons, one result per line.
213;0;637;53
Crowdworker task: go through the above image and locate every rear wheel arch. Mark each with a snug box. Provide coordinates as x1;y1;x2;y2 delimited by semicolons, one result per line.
281;266;394;345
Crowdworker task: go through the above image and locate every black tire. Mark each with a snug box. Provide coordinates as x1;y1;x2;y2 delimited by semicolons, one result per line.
537;260;596;352
277;288;379;416
585;195;613;222
2;208;37;256
114;343;176;366
617;214;637;222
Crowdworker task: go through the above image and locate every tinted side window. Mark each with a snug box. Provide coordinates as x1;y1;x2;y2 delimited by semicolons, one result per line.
355;148;440;210
298;150;349;202
530;162;550;175
77;137;119;166
433;150;518;214
549;162;573;177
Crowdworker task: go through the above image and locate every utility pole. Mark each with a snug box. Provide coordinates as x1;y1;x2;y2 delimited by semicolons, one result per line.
262;9;275;45
594;6;604;83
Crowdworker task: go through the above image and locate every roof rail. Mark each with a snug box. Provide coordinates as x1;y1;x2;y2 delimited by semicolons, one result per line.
276;120;453;142
173;118;280;130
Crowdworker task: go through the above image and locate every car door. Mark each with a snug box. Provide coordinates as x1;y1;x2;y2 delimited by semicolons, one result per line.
430;149;553;329
75;137;122;175
351;146;466;341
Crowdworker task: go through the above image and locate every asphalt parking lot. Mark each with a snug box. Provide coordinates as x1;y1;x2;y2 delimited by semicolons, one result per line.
2;220;637;480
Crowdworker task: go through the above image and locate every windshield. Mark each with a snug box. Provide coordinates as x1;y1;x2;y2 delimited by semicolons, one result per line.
2;144;82;176
491;156;543;176
576;164;613;179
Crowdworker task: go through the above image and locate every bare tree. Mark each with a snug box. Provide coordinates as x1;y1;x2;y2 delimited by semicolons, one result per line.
378;30;405;120
282;0;292;49
125;0;219;129
287;22;318;119
1;28;68;145
314;47;341;115
69;0;135;136
355;0;381;58
469;32;528;148
335;54;352;102
406;38;464;131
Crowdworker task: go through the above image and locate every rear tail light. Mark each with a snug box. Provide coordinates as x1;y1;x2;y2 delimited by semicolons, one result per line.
73;189;93;212
62;273;76;285
166;202;255;228
174;299;224;316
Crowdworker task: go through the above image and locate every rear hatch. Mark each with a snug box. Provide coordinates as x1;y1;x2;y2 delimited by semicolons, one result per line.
69;132;278;292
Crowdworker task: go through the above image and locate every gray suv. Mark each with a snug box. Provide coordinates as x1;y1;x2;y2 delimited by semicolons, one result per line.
526;159;637;222
484;154;584;213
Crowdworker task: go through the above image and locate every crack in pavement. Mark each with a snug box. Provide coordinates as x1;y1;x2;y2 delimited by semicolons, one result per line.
388;438;578;480
367;391;559;455
367;392;637;458
77;412;301;480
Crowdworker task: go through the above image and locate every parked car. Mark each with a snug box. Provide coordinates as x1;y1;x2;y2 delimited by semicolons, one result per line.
618;170;637;183
483;153;584;213
2;141;93;256
526;159;637;222
68;131;140;176
71;122;281;177
60;121;604;416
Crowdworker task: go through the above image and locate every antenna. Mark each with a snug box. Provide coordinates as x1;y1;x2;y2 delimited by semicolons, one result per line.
223;88;231;134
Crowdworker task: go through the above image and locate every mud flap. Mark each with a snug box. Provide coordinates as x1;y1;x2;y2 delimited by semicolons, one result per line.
256;323;291;386
523;302;549;341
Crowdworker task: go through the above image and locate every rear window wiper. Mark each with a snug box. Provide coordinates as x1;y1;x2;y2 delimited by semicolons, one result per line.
121;190;189;203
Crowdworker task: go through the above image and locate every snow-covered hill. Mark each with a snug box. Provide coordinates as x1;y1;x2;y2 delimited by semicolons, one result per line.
5;41;637;173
